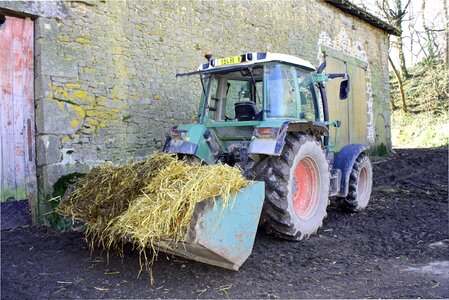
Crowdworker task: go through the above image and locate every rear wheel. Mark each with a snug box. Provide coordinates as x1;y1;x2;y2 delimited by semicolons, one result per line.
254;133;330;241
341;153;373;212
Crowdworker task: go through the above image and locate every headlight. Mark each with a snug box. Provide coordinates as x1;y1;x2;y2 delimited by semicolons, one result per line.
169;128;188;140
254;127;280;139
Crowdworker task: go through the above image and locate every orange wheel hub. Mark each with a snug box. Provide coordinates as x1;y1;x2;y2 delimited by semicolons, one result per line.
292;157;320;219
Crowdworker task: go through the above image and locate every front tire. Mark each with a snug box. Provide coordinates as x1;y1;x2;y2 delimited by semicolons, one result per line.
255;133;330;241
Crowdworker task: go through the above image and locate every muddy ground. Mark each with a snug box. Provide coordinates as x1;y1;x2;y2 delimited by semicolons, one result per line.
1;148;448;299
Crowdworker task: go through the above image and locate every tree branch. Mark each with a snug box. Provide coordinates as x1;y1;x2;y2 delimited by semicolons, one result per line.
389;56;407;112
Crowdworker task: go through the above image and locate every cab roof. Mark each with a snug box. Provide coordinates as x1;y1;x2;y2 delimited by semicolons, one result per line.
198;52;316;72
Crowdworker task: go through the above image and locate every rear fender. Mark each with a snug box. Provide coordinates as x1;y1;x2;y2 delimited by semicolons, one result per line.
332;144;369;197
248;120;328;156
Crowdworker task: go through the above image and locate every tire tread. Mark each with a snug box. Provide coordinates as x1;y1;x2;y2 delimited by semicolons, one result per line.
253;133;329;241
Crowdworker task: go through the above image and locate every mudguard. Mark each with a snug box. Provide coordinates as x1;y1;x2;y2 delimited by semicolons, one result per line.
333;144;369;197
248;120;328;156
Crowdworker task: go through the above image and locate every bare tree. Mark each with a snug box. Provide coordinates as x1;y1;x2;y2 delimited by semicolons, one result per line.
410;0;448;65
421;0;437;64
407;1;418;66
444;0;449;67
389;56;407;112
377;0;411;77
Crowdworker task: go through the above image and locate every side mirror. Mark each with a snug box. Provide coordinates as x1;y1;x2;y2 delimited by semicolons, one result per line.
339;78;350;100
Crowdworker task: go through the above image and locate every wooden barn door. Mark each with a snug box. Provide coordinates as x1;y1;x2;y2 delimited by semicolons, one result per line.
325;55;367;151
326;57;350;150
0;15;36;227
348;65;367;145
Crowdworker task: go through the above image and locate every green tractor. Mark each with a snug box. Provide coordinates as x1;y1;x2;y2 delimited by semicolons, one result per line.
163;52;373;242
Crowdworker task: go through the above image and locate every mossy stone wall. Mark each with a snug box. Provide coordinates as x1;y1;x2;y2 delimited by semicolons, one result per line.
0;0;391;218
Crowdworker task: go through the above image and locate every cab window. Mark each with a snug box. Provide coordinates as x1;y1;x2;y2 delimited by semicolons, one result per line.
265;64;298;118
296;68;318;121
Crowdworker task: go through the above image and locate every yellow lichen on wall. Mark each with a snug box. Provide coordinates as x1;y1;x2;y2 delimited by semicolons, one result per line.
61;136;72;143
72;105;85;118
65;83;81;89
70;119;79;128
43;0;133;151
75;37;89;45
58;35;71;42
106;1;134;103
49;84;125;133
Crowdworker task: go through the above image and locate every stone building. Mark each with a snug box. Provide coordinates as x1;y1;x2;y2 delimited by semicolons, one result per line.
0;0;399;224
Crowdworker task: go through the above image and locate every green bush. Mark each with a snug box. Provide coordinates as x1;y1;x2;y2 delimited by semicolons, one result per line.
47;172;86;230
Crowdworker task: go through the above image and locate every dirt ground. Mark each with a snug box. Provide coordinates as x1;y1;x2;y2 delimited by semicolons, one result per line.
1;148;448;299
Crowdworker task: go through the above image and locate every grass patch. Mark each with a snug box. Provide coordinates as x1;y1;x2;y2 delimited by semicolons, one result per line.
390;62;448;148
392;110;448;148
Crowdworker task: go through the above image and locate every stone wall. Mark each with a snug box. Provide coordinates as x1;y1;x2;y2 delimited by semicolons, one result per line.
0;0;391;217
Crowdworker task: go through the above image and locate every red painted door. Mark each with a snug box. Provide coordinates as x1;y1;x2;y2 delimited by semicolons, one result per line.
0;15;36;221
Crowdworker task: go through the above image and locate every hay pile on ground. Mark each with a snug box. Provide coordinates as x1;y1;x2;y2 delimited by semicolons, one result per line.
57;152;248;278
57;152;175;250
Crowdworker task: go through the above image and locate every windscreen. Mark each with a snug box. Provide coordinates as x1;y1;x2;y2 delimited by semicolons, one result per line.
202;67;263;122
265;63;318;120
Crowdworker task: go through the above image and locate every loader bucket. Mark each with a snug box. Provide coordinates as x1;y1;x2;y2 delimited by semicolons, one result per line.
154;182;265;270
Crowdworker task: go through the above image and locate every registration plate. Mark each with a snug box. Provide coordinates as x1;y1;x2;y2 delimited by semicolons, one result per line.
215;55;243;66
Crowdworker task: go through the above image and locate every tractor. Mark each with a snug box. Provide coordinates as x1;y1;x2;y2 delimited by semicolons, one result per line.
159;52;373;269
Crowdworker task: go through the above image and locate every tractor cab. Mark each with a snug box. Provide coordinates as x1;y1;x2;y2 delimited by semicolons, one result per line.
166;52;348;167
198;53;320;125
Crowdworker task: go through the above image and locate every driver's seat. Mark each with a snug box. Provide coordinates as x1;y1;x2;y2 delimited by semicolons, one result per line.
235;101;259;121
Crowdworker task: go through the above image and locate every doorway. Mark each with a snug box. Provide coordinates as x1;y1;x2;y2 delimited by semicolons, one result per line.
0;15;36;228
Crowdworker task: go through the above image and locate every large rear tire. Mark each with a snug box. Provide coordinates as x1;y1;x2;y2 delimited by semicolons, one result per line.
341;153;373;212
254;133;330;241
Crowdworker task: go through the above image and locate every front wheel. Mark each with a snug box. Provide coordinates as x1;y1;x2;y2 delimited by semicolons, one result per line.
255;133;330;241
